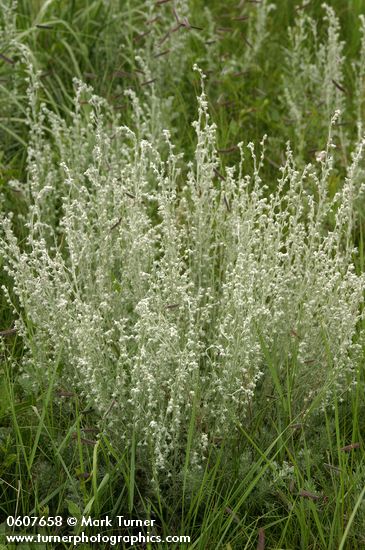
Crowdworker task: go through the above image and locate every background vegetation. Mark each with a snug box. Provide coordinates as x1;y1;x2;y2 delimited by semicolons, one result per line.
1;0;365;548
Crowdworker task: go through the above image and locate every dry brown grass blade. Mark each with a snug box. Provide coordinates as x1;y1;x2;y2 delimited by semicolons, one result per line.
217;146;238;154
298;489;321;501
224;507;240;524
0;327;17;337
340;443;360;452
0;52;15;65
257;527;265;550
213;168;226;181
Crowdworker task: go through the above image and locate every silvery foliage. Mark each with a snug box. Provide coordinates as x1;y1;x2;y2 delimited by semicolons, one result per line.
125;0;194;142
282;4;348;159
0;0;22;153
354;15;365;140
197;0;275;77
1;55;364;476
0;0;17;44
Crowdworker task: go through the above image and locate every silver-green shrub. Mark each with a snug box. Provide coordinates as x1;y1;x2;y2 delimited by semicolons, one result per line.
1;66;364;478
354;15;365;139
282;4;348;159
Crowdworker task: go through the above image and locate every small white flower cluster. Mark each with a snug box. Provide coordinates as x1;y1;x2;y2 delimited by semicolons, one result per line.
270;460;295;486
1;65;364;475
